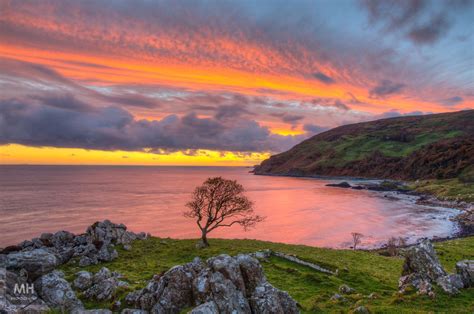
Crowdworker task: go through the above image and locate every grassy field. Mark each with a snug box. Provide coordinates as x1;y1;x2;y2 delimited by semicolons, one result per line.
60;236;474;313
410;179;474;203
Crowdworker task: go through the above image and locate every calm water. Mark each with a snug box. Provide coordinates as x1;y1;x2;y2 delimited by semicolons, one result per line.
0;166;460;248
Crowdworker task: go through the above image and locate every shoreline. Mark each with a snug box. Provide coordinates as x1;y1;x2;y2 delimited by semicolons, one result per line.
253;171;474;239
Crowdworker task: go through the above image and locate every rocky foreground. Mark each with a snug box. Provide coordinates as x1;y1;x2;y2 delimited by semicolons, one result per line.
1;220;473;313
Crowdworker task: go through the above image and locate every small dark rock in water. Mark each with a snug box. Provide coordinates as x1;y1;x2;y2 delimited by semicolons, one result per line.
326;181;351;188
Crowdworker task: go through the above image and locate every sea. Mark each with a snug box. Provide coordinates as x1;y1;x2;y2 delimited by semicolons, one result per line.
0;165;460;248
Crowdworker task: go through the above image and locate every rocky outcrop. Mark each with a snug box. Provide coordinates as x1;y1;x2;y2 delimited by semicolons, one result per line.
75;267;129;301
0;220;147;313
34;270;83;312
126;254;299;314
398;239;465;295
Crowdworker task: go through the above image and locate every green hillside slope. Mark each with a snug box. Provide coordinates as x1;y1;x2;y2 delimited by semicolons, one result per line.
254;110;474;182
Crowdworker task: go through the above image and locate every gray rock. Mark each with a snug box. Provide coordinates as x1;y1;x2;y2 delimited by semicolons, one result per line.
128;254;299;314
121;309;148;314
1;268;50;313
79;255;98;267
250;282;298;314
436;274;463;295
339;284;355;294
189;301;219;314
34;270;83;312
83;267;124;301
72;310;113;314
123;244;132;251
456;260;474;287
330;293;346;302
398;239;460;294
4;248;59;280
73;270;93;291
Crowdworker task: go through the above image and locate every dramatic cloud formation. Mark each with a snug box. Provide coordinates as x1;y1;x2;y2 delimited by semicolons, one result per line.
0;0;472;164
0;97;303;153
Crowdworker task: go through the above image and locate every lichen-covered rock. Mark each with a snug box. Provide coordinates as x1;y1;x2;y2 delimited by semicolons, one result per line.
352;305;370;314
82;267;126;301
127;254;298;314
189;301;219;314
73;270;93;290
0;268;50;313
121;309;148;314
34;270;83;312
456;260;474;287
398;239;461;294
250;282;298;314
4;248;59;280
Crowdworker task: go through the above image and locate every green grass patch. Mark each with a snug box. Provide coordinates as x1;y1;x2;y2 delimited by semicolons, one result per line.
59;236;474;313
410;179;474;203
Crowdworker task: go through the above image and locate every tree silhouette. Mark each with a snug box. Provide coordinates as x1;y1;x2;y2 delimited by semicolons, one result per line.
184;177;265;248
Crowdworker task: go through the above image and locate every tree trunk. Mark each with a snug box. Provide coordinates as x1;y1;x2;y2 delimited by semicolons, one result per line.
198;229;209;248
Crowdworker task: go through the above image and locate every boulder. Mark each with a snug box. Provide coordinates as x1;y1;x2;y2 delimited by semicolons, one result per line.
34;270;83;312
121;309;148;314
73;270;93;290
456;260;474;287
0;268;50;313
250;282;299;314
86;220;138;246
399;239;463;295
4;248;59;280
352;305;370;314
127;254;299;314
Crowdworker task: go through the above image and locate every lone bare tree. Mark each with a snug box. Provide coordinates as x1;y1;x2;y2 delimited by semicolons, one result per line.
351;232;363;250
184;177;265;248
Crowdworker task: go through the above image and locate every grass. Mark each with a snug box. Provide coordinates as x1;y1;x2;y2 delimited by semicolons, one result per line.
59;236;474;313
410;179;474;203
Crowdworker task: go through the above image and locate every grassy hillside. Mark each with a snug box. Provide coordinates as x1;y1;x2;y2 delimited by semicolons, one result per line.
60;236;474;313
254;110;474;182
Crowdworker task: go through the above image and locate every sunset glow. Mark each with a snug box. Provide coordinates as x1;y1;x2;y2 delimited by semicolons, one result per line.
1;1;472;165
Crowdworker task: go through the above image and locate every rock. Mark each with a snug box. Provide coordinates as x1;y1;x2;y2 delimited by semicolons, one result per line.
4;248;59;280
250;282;299;314
251;249;272;260
34;270;83;312
112;300;122;311
326;181;351;188
0;268;50;313
352;305;370;314
1;245;22;254
339;284;355;294
97;244;119;262
127;254;298;314
39;233;54;246
83;267;125;301
124;244;132;251
73;310;113;314
330;293;346;302
189;301;219;314
436;274;463;295
121;309;148;314
86;220;139;246
456;260;474;287
73;270;93;290
79;255;98;267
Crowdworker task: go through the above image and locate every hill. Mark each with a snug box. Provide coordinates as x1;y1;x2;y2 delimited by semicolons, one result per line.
254;110;474;183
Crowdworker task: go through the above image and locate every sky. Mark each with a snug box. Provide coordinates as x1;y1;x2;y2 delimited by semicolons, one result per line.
0;0;473;165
